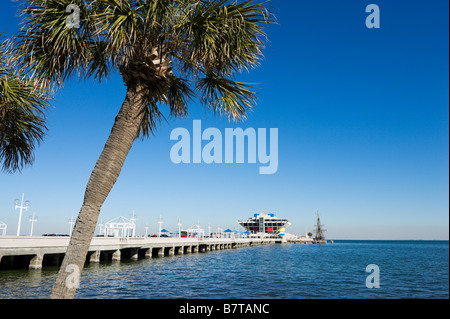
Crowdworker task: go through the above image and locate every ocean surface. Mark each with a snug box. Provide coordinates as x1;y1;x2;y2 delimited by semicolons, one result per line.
0;240;448;299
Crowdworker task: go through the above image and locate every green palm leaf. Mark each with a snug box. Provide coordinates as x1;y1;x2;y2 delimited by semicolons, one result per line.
0;36;50;173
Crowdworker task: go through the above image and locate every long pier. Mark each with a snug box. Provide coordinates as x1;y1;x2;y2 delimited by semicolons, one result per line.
0;236;276;270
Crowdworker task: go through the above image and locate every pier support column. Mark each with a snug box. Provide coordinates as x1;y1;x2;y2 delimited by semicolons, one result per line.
192;246;198;253
3;256;14;268
51;255;61;266
210;245;215;251
205;245;210;252
178;247;184;255
112;249;121;261
29;254;43;270
131;249;139;260
145;248;153;258
90;251;101;263
184;246;191;254
167;247;174;256
157;248;164;257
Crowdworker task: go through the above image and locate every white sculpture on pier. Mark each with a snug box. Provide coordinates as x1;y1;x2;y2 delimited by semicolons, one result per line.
187;222;204;238
104;216;136;237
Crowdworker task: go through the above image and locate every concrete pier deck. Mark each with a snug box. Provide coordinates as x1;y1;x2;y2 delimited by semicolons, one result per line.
0;236;275;270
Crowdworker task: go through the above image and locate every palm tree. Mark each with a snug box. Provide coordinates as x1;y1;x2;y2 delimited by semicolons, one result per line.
11;0;274;299
0;36;50;173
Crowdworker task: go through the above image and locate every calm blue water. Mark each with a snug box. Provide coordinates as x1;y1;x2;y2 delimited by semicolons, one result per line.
0;240;448;299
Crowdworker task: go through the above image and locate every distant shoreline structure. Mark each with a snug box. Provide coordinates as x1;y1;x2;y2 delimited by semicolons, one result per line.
237;213;315;244
237;213;291;238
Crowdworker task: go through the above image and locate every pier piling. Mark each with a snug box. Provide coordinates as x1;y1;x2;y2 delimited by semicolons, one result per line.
29;254;43;270
112;249;121;261
89;251;101;263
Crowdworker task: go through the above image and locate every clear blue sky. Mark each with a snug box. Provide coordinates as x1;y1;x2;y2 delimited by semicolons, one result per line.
0;0;448;239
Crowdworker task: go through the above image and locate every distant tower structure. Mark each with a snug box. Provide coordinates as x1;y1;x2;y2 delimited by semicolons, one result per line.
313;212;327;244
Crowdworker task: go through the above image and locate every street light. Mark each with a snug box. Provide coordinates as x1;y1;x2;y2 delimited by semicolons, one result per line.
178;219;182;238
130;211;137;237
68;216;75;236
28;212;38;236
15;193;30;236
0;221;7;236
157;215;163;237
97;219;104;236
195;221;202;238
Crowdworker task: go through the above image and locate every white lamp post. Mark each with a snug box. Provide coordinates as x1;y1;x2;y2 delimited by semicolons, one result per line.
157;215;163;237
68;216;75;236
145;224;149;237
0;221;7;236
130;211;137;237
196;221;202;238
178;219;182;238
29;212;38;236
15;193;30;236
98;219;104;236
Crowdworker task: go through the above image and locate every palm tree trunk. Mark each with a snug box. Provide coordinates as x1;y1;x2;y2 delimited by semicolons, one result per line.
50;83;147;299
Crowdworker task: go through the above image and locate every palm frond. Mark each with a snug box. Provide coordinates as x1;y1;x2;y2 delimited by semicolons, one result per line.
0;36;50;173
180;0;273;76
0;105;47;173
137;99;166;139
166;75;194;118
197;73;257;122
